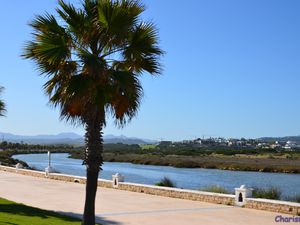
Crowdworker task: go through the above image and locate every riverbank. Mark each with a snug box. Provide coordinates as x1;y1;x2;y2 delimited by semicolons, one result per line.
70;152;300;173
2;149;300;174
0;149;74;168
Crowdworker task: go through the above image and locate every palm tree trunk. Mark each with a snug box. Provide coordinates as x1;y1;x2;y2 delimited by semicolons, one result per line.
83;168;99;225
82;110;104;225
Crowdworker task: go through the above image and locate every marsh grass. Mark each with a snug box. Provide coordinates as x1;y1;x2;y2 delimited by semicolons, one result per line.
155;177;176;187
200;185;231;194
284;194;300;203
293;195;300;203
252;187;282;200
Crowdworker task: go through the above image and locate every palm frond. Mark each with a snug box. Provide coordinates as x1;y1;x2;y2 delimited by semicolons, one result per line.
122;22;164;74
23;13;72;73
57;1;88;43
97;0;144;50
23;0;163;127
77;48;107;76
0;87;6;117
43;61;77;97
107;70;143;126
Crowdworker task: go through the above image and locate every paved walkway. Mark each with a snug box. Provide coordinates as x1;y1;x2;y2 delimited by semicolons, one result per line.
0;171;284;225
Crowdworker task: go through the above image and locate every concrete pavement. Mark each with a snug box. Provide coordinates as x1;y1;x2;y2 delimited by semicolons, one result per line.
0;171;285;225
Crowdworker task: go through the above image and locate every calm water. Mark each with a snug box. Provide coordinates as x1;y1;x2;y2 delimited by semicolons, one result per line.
13;153;300;197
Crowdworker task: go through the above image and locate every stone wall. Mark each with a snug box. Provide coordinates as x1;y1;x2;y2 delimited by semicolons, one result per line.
1;165;300;215
245;198;300;215
117;182;235;205
0;165;113;186
0;165;45;178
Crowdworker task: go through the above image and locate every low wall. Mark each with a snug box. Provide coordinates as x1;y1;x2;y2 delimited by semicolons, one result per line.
0;165;112;187
1;165;299;215
0;165;45;178
246;198;300;215
117;182;234;205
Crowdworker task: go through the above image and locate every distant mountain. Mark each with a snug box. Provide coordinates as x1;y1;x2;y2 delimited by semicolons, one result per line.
103;135;157;144
0;132;82;140
0;132;157;145
258;136;300;144
0;132;83;145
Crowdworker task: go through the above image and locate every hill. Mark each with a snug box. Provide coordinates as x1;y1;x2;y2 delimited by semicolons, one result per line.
0;132;156;145
259;136;300;144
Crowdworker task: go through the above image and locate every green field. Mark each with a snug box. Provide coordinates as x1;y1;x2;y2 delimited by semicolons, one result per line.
0;198;89;225
140;144;157;150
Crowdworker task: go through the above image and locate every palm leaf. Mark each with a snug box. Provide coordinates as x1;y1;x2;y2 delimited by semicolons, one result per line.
23;0;163;125
0;87;6;116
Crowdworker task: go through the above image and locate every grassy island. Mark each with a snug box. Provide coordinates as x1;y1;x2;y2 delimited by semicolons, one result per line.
69;143;300;173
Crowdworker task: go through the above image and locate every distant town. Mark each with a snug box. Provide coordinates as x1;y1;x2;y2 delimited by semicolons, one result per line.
158;137;300;151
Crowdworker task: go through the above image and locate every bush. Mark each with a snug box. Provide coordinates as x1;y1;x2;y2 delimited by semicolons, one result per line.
285;194;300;203
293;194;300;203
200;185;231;194
155;177;176;187
252;187;281;200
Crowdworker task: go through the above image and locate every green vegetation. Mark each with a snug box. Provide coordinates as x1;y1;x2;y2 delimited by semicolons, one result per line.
70;142;300;162
0;198;95;225
0;86;6;117
0;150;27;167
0;141;74;151
252;187;282;200
155;177;176;187
71;149;300;173
285;194;300;203
200;185;231;194
140;144;157;150
0;149;76;168
292;195;300;203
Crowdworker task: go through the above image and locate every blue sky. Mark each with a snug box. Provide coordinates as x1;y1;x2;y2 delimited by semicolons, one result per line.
0;0;300;141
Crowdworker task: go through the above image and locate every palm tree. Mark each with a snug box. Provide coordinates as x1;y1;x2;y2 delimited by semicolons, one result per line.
0;87;6;116
23;0;163;224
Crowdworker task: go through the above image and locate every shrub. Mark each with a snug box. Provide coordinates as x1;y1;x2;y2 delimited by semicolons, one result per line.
155;177;176;187
285;194;300;203
293;194;300;203
252;187;281;200
200;185;231;194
